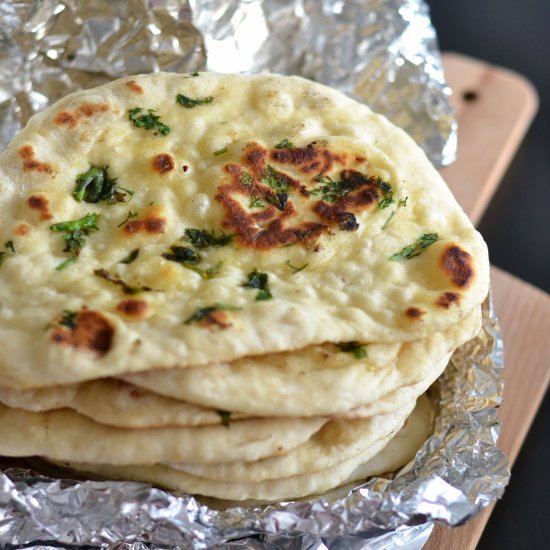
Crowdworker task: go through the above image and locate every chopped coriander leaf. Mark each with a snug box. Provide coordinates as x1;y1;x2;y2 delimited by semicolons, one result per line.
190;71;199;77
286;260;309;274
275;138;294;149
128;107;170;136
162;245;201;264
398;196;409;207
50;213;101;234
120;248;140;264
50;213;101;269
249;195;264;209
5;240;15;253
217;410;232;427
117;210;138;228
240;172;254;186
175;94;213;108
382;196;408;230
55;256;78;271
184;303;240;325
184;228;233;248
265;192;288;211
184;260;223;280
59;310;78;330
310;174;360;203
262;165;289;194
73;165;132;204
389;233;439;261
377;178;394;209
94;268;152;294
213;147;228;156
336;341;367;359
242;269;273;301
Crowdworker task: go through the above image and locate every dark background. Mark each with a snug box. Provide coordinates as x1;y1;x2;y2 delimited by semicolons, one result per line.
426;1;550;549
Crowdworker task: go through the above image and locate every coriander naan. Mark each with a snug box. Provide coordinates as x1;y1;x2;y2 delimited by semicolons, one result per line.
0;72;489;388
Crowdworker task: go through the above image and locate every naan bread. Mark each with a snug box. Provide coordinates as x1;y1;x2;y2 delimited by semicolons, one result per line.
0;72;489;388
0;379;248;428
166;399;417;482
0;403;325;465
122;310;479;416
50;395;432;502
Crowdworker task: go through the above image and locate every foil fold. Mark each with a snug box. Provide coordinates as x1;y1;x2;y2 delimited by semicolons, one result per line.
0;298;508;549
0;0;456;166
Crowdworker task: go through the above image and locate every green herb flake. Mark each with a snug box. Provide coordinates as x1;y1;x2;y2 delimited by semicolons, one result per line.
59;310;78;330
117;211;139;228
120;248;140;264
275;138;294;149
389;233;439;261
184;303;240;325
381;211;395;230
94;268;152;295
189;71;199;77
286;260;309;274
175;94;213;108
240;172;254;186
184;260;224;280
262;165;289;194
184;228;233;249
336;341;367;359
382;196;408;230
310;172;367;203
249;195;264;209
377;178;394;209
50;213;101;270
242;269;273;301
0;240;15;267
128;107;170;136
162;245;201;265
217;410;232;428
213;147;228;156
398;197;409;207
73;165;133;205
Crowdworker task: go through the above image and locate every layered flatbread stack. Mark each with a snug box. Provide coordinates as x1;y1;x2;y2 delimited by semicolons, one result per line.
0;73;489;502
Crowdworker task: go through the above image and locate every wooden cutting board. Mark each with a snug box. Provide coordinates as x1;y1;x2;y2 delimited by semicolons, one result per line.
423;53;548;550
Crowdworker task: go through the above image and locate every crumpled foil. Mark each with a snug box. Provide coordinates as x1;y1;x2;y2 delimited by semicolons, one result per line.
0;1;503;548
0;298;508;549
0;0;456;166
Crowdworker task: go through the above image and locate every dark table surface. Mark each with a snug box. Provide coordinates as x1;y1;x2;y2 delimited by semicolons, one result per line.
426;1;550;549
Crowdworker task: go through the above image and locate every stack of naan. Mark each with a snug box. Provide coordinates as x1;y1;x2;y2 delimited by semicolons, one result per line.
0;73;488;503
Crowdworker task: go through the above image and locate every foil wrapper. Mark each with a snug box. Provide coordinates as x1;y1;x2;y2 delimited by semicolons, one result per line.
0;0;456;166
0;298;508;549
0;1;503;548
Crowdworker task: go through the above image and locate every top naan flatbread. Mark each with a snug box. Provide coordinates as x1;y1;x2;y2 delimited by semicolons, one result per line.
0;72;489;387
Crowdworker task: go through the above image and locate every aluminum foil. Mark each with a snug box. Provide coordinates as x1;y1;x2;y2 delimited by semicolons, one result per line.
0;0;456;166
0;298;507;549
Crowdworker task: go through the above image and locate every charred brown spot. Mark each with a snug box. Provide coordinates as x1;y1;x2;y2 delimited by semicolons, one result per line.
243;142;268;175
201;310;232;330
355;155;366;163
53;112;78;128
27;194;53;220
440;245;474;288
152;153;175;174
116;299;149;318
437;292;461;309
270;144;346;175
14;223;29;236
125;80;144;94
18;146;54;174
50;309;113;357
53;103;109;128
405;307;425;319
123;207;166;235
129;387;147;399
